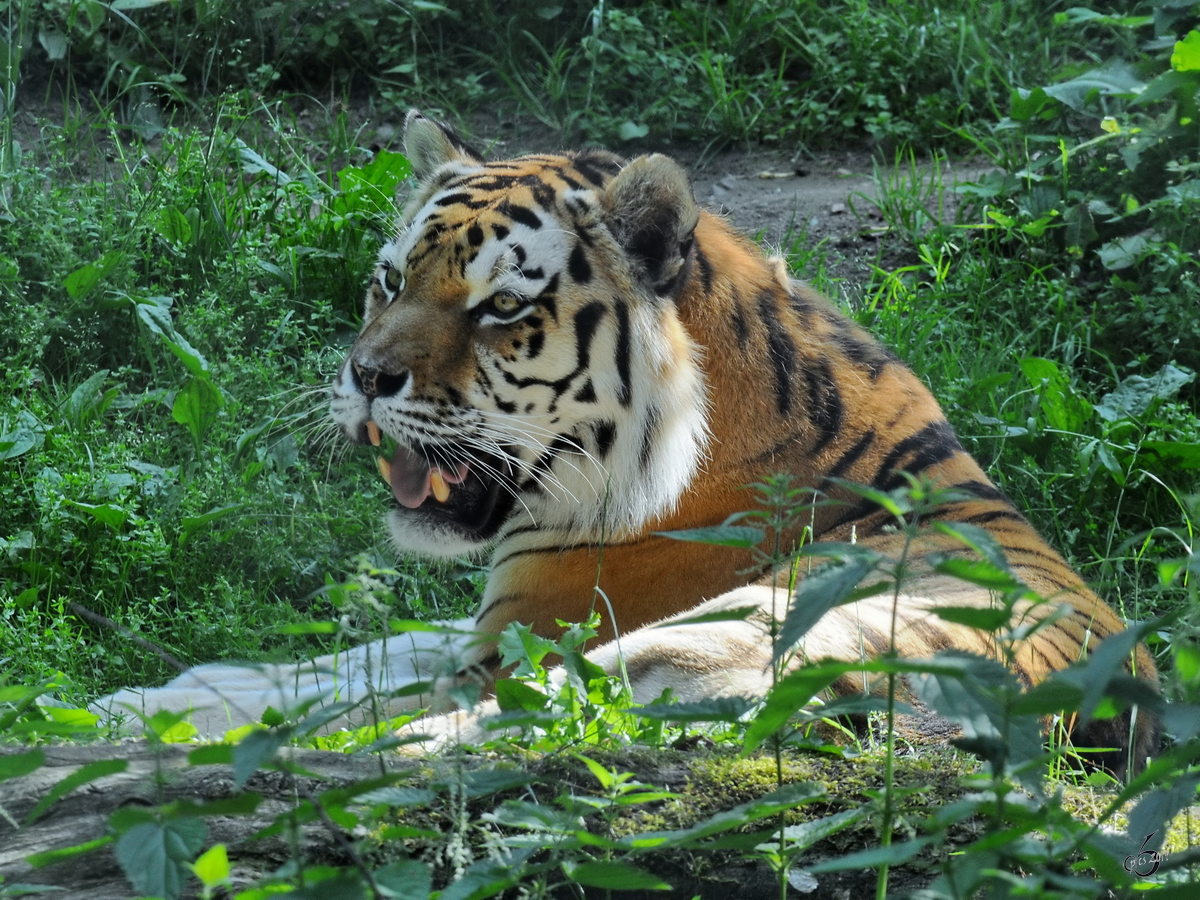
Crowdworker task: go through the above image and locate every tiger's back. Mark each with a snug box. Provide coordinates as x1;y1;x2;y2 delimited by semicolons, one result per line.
330;112;1156;773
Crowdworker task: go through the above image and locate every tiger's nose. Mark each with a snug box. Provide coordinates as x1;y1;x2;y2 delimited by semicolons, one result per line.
351;361;410;398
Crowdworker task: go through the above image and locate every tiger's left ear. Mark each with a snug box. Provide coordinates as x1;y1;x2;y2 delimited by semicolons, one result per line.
403;109;484;180
602;154;700;297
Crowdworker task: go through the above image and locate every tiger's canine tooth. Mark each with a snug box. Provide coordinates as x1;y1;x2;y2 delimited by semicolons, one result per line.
366;421;382;447
430;469;450;503
377;456;391;485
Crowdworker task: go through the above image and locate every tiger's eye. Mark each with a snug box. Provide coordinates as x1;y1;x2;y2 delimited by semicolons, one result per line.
493;293;521;314
385;266;404;291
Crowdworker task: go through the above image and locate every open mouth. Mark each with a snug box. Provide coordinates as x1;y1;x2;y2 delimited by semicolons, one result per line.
367;421;514;540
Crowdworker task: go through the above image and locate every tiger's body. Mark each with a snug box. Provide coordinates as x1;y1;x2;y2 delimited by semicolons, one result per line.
329;112;1156;772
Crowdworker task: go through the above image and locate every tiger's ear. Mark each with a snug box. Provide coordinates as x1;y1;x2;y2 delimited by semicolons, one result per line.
601;154;700;296
403;109;484;180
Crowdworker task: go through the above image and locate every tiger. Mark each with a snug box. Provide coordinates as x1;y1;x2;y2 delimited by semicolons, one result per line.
328;110;1158;774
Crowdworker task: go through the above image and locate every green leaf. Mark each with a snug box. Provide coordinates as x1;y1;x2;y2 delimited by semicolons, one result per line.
806;836;933;873
1020;356;1092;431
1172;30;1200;72
655;524;763;548
1043;60;1145;111
742;666;847;753
775;551;880;664
633;696;755;721
26;835;114;869
0;749;44;781
1097;234;1150;271
157;208;193;246
929;605;1014;631
180;503;245;546
172;377;223;445
564;860;669;890
1010;677;1085;716
0;410;43;461
132;294;210;377
617;121;650;141
653;604;757;627
774;806;867;851
232;729;286;788
113;0;175;8
1009;86;1052;122
114;819;206;900
190;843;229;889
929;557;1024;592
374;859;432;899
62;250;124;300
356;787;436;808
633;783;825;849
65;369;112;428
494;678;549;712
436;859;520;900
333;151;412;221
25;759;128;824
188;744;234;766
65;501;127;530
1096;365;1194;421
1138;440;1200;471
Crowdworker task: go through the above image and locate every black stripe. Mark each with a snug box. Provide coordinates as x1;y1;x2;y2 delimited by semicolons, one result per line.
757;290;796;416
828;327;896;380
467;223;484;246
492;224;509;240
568;243;593;284
949;480;1008;503
639;406;661;472
872;420;963;491
804;357;844;454
826;429;876;480
696;244;714;294
595;421;617;458
435;192;489;209
500;202;542;230
615;300;632;406
731;291;749;349
526;330;544;359
574;380;597;403
536;273;559;322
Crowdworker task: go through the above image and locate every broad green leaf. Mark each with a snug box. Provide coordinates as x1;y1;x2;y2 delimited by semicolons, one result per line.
25;759;128;824
1020;356;1092;432
806;836;933;873
436;859;521;900
1043;60;1145;111
26;835;114;869
190;843;230;889
1139;440;1200;470
356;787;436;808
655;524;764;548
631;782;825;849
65;501;127;530
929;557;1024;592
457;769;533;797
0;410;43;461
1096;365;1194;421
495;677;549;712
1097;234;1150;270
374;858;432;899
774;551;880;664
157;207;193;246
172;377;223;445
932;521;1014;571
1172;30;1200;72
115;819;206;900
1010;678;1085;716
1009;86;1051;121
37;29;69;61
188;745;234;766
132;294;211;377
633;696;755;721
742;666;847;753
65;369;111;427
618;121;650;141
232;728;286;788
62;250;124;300
773;806;867;850
564;860;669;890
929;605;1014;631
180;503;245;546
0;749;44;781
652;604;757;627
113;0;175;8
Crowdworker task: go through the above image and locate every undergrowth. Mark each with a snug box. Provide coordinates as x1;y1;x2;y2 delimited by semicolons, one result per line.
2;1;1200;898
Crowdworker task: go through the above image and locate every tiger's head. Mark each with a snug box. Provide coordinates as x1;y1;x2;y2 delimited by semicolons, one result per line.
331;111;709;557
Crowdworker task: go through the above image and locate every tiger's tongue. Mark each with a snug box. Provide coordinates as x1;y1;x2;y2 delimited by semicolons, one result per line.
388;445;468;508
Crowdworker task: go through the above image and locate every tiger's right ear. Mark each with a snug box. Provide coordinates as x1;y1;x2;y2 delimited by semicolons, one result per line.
403;109;484;180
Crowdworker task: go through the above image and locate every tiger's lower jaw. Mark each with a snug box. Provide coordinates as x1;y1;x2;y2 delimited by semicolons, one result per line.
383;466;516;558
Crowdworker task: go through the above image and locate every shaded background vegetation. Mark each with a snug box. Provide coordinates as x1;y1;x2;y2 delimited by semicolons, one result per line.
0;0;1197;709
